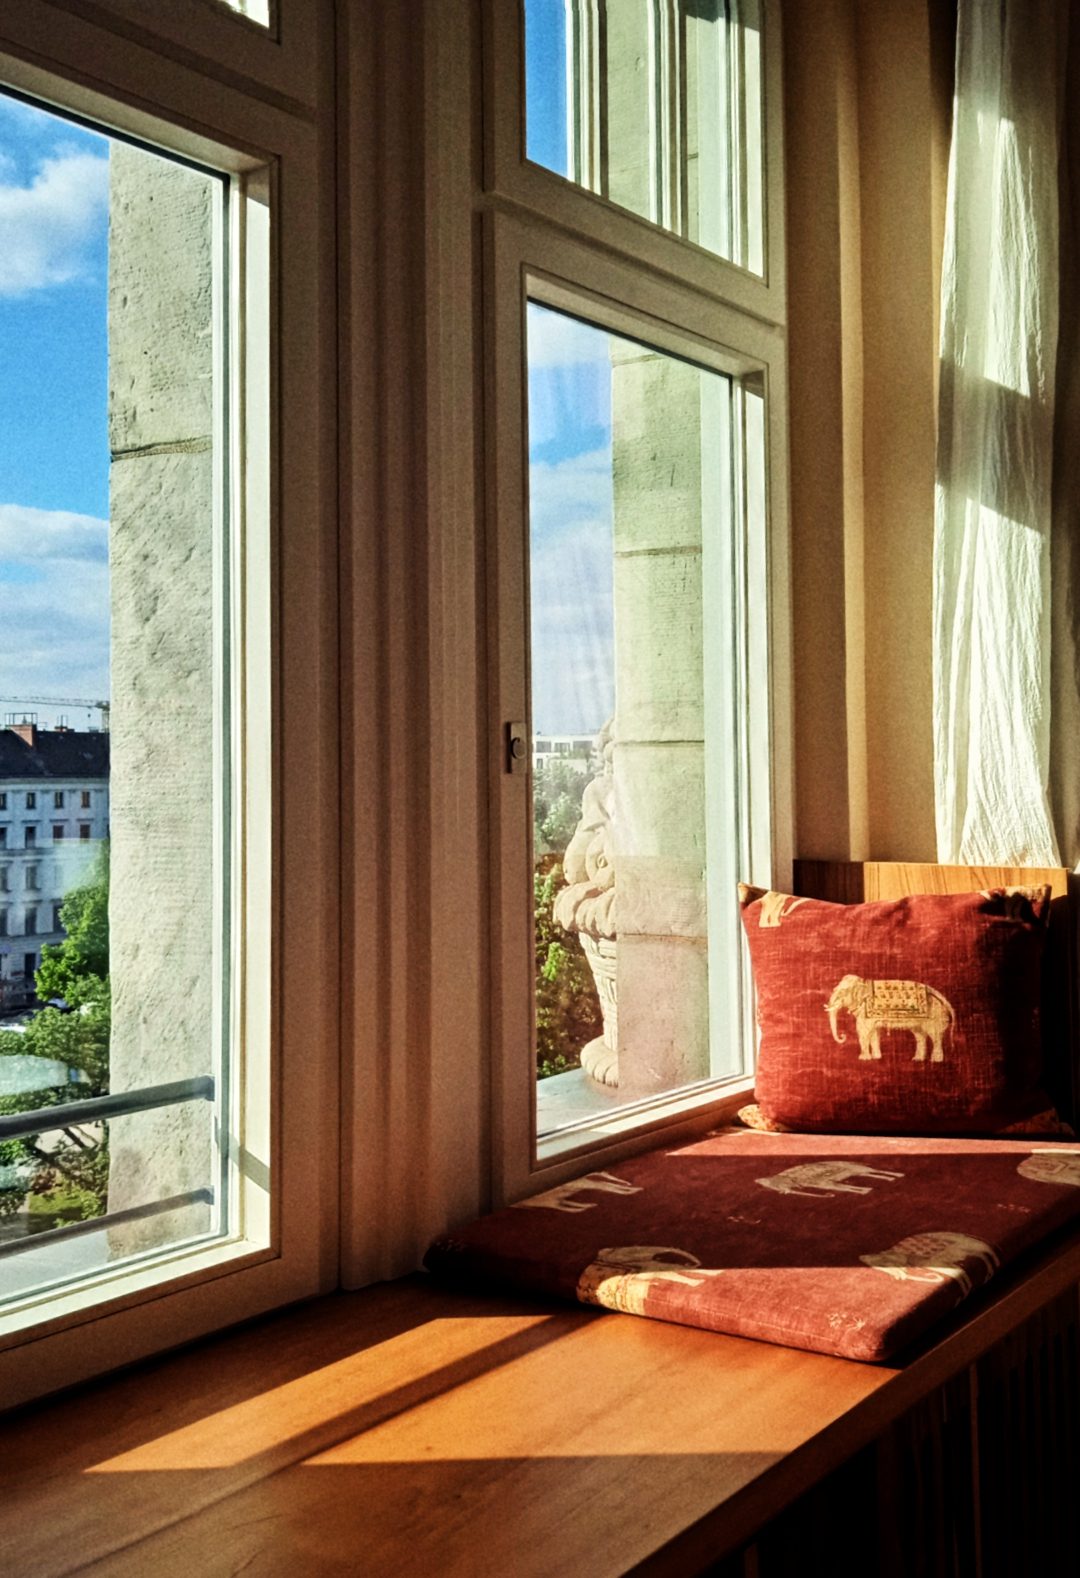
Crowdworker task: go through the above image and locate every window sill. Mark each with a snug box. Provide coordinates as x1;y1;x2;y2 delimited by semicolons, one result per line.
535;1070;756;1166
8;1221;1078;1573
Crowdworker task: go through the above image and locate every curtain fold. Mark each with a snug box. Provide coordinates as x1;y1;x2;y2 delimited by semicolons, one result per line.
933;0;1070;865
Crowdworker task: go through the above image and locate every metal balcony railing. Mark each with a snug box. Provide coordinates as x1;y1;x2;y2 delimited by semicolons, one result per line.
0;1075;214;1141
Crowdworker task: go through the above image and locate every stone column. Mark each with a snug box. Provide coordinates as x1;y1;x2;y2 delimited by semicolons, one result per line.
610;344;711;1102
106;143;216;1252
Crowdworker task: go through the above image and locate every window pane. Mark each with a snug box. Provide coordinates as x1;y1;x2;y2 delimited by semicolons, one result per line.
523;0;765;275
221;0;271;25
0;94;231;1303
528;301;762;1136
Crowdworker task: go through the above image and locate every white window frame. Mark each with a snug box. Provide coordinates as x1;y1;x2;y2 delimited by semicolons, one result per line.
0;1;338;1411
486;0;786;325
483;1;793;1205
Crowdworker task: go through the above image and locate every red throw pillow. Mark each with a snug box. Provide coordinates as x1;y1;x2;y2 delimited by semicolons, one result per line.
738;884;1058;1135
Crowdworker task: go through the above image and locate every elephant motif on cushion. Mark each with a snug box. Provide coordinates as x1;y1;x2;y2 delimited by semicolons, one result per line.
860;1232;1000;1298
1017;1150;1080;1187
512;1171;642;1214
826;974;956;1063
756;1161;904;1198
576;1245;724;1315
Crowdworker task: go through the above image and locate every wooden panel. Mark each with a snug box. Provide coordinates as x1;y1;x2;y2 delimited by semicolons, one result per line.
794;859;1069;903
5;1233;1080;1577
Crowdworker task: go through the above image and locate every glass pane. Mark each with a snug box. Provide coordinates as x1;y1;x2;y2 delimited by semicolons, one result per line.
221;0;271;25
0;93;230;1302
523;0;765;275
528;301;762;1136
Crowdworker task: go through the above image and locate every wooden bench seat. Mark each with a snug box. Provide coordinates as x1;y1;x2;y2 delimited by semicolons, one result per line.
4;1225;1080;1578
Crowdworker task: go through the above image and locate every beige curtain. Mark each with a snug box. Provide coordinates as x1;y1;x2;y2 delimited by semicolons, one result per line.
933;0;1074;866
1050;10;1080;866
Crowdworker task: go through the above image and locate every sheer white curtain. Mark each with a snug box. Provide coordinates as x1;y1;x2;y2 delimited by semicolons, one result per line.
933;0;1070;865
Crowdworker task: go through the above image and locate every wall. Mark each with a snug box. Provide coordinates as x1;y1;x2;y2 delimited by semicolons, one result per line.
785;0;955;861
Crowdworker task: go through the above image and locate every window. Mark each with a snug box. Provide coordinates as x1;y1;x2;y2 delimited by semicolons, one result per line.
23;826;36;849
485;0;788;1197
0;90;235;1311
0;865;7;891
24;906;36;936
52;901;63;931
524;0;764;273
0;908;6;937
0;0;337;1413
0;827;6;850
0;792;6;809
25;792;35;809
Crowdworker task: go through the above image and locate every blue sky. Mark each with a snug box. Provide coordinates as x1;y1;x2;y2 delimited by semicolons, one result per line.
0;22;610;739
524;5;617;738
0;91;110;726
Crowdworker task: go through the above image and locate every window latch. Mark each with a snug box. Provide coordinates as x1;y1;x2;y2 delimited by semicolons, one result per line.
505;721;528;775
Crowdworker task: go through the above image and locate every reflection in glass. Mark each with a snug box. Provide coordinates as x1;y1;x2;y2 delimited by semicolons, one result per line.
524;0;765;274
0;93;229;1303
528;301;763;1134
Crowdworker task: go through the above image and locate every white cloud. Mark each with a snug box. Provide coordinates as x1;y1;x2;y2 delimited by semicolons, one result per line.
0;503;109;705
527;304;611;369
529;454;614;734
0;503;108;564
0;149;108;296
529;447;612;542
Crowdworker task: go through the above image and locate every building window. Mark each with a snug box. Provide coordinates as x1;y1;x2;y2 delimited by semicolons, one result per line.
78;824;91;841
0;865;7;892
25;865;39;892
24;907;36;937
81;790;91;809
52;902;63;932
24;826;36;850
0;908;6;937
54;790;64;809
25;792;35;810
0;827;6;850
0;792;6;809
52;824;65;842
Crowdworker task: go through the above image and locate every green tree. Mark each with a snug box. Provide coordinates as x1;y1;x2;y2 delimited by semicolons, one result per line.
534;859;601;1078
36;847;110;1004
0;849;110;1222
533;759;588;855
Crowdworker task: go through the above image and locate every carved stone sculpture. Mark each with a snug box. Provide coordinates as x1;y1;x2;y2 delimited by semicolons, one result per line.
552;723;619;1086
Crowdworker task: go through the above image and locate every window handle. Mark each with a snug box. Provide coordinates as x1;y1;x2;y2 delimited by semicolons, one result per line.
505;721;528;775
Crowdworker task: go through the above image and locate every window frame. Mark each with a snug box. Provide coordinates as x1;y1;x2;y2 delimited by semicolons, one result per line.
0;1;338;1411
484;0;786;327
482;2;792;1206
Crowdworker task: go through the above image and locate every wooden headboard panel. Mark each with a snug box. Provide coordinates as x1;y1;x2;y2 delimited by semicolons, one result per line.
792;860;1080;1129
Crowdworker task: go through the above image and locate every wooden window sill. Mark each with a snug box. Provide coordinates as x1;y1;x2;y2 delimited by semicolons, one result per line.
4;1227;1080;1576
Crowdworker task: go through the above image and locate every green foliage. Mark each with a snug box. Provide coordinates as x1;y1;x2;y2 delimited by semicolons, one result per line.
534;860;601;1079
533;759;588;855
0;848;110;1224
36;847;110;1004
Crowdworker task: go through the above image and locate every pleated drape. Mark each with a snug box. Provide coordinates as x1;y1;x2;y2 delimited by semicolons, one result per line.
933;0;1070;865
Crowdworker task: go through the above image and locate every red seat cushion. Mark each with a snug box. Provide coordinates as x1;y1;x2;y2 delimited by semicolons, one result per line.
425;1128;1080;1362
739;885;1058;1135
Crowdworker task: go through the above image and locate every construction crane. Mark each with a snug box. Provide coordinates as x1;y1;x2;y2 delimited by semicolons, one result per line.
0;696;110;730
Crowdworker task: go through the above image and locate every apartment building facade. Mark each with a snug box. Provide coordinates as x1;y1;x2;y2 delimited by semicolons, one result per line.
0;720;110;1012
